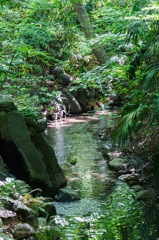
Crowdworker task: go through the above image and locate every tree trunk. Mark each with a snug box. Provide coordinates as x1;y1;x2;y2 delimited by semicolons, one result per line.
73;1;108;65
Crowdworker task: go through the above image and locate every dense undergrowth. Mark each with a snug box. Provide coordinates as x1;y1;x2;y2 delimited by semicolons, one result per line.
1;0;159;209
1;0;159;146
0;177;65;239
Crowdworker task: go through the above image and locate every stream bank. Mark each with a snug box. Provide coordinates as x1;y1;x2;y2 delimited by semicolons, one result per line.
0;106;159;239
47;111;159;240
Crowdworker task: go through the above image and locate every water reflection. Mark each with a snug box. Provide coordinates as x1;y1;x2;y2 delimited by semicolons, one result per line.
47;118;159;240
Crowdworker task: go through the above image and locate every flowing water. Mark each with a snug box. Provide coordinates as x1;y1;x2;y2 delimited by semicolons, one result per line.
47;113;159;240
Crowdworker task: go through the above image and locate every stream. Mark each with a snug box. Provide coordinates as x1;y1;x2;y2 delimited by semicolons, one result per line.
47;112;159;240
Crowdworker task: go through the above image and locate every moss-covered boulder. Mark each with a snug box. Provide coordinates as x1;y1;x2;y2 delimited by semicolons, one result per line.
107;157;127;171
136;188;156;202
0;97;66;196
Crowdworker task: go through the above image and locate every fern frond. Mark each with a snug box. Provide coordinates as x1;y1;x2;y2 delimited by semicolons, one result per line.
113;105;144;146
144;64;159;89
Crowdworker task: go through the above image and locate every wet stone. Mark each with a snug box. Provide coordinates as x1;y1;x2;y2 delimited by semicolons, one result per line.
0;208;16;219
13;223;35;240
136;188;156;202
0;233;14;239
108;157;127;171
55;188;80;202
118;173;140;185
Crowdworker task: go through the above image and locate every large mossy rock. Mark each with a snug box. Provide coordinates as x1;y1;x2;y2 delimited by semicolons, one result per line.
136;188;156;202
63;90;82;114
13;223;35;239
0;98;17;112
0;97;67;196
107;158;127;171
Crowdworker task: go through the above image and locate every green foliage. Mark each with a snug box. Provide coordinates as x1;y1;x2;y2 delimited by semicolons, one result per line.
113;105;145;145
0;177;53;219
14;94;41;119
109;0;159;145
0;177;31;198
1;0;159;145
0;0;83;119
70;65;108;92
36;226;65;240
1;86;41;119
144;64;159;90
22;192;52;218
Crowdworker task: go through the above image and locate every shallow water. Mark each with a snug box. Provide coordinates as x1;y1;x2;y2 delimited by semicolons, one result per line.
47;115;159;240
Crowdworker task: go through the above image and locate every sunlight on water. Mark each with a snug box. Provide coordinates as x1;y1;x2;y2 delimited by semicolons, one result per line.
47;119;159;240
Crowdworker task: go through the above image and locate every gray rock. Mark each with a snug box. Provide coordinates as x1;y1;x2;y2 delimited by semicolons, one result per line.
0;233;14;239
0;97;67;196
0;208;16;218
52;67;64;77
55;188;80;202
118;173;140;185
13;223;35;240
118;169;129;175
31;132;67;194
0;97;17;112
75;94;88;106
88;98;97;107
26;118;47;135
63;91;82;114
13;201;31;220
108;158;127;171
136;188;156;201
58;73;71;86
83;104;92;111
